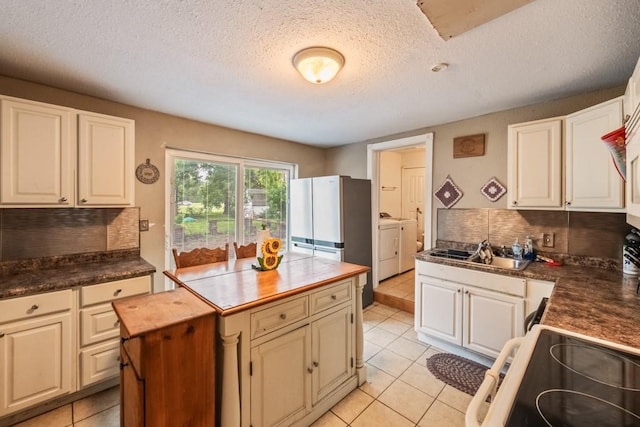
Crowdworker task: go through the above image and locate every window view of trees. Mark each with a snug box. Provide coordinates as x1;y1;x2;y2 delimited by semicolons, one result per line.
170;155;291;258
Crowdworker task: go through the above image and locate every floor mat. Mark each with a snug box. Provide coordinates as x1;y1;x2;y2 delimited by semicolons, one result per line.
426;353;503;397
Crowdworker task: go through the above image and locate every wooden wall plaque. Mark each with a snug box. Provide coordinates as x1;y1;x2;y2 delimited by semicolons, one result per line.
453;134;485;158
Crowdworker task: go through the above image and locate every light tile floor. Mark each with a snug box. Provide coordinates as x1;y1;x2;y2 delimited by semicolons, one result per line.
11;301;473;427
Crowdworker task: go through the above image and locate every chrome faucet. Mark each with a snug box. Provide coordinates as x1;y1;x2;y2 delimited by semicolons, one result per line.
475;240;493;264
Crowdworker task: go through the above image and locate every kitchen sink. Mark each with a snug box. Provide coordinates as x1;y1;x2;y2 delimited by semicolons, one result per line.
470;255;531;271
428;249;476;261
427;249;531;271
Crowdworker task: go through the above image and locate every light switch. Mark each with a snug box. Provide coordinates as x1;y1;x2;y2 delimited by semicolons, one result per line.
139;219;150;232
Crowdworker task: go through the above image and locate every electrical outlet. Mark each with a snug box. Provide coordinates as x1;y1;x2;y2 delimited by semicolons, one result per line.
542;232;555;247
139;219;150;232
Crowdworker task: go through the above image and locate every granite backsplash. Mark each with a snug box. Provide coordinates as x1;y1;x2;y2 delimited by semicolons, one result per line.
436;208;630;267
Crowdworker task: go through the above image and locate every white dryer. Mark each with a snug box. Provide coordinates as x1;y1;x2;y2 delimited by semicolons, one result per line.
398;218;418;273
378;219;400;281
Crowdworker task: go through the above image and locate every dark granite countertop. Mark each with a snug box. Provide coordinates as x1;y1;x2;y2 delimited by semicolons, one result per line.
0;250;156;300
416;251;640;349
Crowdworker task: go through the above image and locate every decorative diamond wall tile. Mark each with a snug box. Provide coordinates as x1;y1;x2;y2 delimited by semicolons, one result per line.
434;176;463;208
480;176;507;202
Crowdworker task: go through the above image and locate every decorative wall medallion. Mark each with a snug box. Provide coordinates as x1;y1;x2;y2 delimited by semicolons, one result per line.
453;134;485;158
480;176;507;202
136;159;160;184
434;175;463;208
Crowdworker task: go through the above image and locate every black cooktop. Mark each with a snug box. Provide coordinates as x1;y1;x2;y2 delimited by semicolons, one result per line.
506;329;640;427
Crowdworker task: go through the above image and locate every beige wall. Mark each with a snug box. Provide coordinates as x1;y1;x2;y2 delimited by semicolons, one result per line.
0;75;326;289
326;86;626;244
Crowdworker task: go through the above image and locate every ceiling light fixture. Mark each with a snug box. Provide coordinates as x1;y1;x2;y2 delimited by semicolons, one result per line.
293;47;345;84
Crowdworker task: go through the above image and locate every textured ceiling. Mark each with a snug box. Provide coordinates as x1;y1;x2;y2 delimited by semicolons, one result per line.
1;1;640;147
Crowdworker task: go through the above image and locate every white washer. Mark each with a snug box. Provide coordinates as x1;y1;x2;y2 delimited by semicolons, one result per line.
398;218;418;273
378;219;400;281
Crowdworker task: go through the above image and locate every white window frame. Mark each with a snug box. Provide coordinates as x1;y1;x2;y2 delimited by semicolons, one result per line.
164;148;297;290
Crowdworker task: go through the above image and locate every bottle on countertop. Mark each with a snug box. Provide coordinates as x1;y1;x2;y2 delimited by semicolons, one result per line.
524;235;535;260
512;238;523;260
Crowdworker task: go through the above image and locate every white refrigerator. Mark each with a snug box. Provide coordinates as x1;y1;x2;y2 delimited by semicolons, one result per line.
290;175;373;306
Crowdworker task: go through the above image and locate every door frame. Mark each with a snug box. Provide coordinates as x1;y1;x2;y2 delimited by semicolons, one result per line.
367;133;434;288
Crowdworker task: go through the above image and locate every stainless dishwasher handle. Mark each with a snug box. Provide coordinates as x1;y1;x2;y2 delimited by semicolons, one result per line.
465;336;523;427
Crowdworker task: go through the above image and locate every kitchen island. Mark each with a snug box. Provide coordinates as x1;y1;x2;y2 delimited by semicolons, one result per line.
164;254;369;427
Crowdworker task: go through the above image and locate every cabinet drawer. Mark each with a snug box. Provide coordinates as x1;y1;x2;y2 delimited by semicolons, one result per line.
416;261;526;297
0;289;72;324
310;280;352;315
122;334;143;379
251;296;309;339
81;276;150;307
79;339;120;388
80;303;120;347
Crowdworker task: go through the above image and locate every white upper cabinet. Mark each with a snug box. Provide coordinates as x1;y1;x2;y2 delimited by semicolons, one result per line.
0;95;135;207
508;98;624;212
630;56;640;116
507;117;564;209
1;98;74;205
565;97;624;211
78;112;134;206
625;55;640;220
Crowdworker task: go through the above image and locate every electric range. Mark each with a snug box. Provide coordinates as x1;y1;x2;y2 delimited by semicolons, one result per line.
467;325;640;427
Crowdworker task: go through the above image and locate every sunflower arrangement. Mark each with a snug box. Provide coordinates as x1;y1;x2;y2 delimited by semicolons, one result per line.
257;237;283;270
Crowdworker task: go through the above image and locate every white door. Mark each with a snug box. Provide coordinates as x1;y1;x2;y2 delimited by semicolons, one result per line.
311;306;353;404
0;97;73;206
250;325;311;427
77;112;134;206
565;97;624;210
463;287;524;358
417;278;462;346
402;167;425;240
0;312;73;416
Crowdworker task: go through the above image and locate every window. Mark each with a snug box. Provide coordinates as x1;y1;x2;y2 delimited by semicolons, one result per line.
166;149;295;269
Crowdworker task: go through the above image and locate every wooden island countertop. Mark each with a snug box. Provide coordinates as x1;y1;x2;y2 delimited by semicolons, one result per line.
163;253;370;316
163;253;370;427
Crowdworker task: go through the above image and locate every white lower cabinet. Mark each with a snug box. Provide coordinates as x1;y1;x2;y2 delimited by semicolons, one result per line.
463;286;523;358
78;276;150;389
0;290;74;416
238;279;359;427
250;304;354;427
0;275;152;420
416;261;528;359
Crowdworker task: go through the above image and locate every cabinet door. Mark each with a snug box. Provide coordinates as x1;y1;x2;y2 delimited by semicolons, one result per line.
0;98;73;206
507;118;563;209
120;348;144;427
417;277;462;345
565;97;624;210
311;306;353;405
463;287;524;359
77;112;134;206
0;312;73;416
627;131;640;217
251;325;311;427
631;56;640;115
